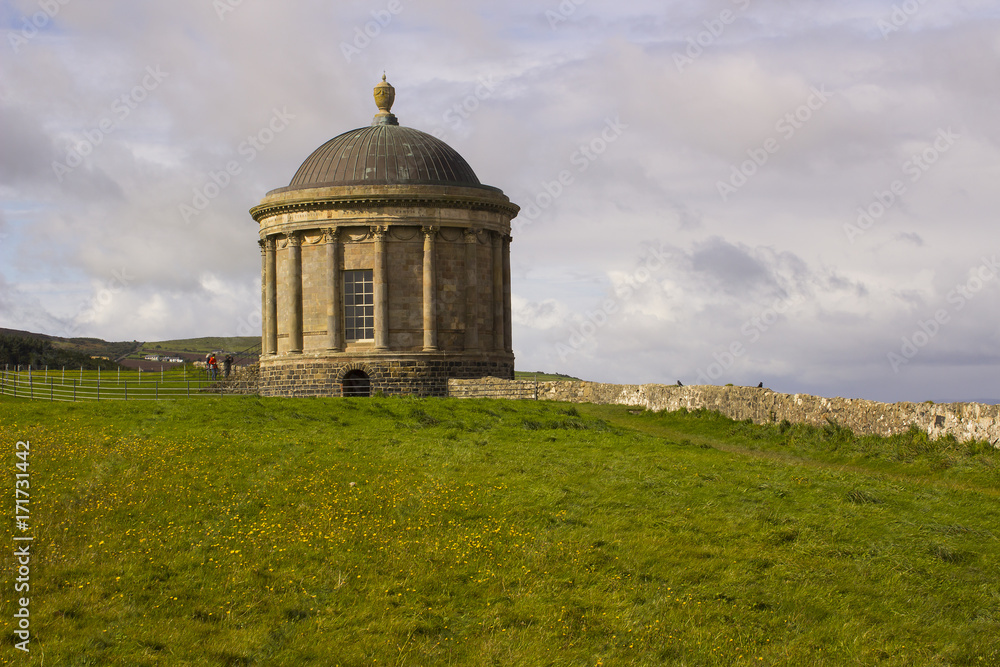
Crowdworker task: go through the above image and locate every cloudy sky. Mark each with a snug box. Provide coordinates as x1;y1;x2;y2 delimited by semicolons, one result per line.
1;0;999;403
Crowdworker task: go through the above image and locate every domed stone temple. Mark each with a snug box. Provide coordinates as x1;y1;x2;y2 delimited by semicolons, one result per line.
251;76;518;397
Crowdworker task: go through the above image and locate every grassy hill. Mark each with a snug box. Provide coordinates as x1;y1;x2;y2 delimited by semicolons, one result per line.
0;331;131;370
135;337;260;359
0;329;260;364
1;396;997;665
514;370;583;381
2;330;586;380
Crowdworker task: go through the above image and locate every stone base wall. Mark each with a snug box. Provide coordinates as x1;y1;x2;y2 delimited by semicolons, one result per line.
260;353;513;397
447;379;1000;446
216;364;260;395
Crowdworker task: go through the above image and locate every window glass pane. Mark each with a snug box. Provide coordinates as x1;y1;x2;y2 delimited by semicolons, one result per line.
344;269;375;341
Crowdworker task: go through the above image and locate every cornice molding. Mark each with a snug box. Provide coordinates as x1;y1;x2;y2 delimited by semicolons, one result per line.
250;192;519;223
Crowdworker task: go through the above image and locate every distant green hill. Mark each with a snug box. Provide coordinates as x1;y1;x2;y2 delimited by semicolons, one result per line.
135;337;260;358
4;329;586;378
514;370;582;381
0;331;129;370
0;328;260;363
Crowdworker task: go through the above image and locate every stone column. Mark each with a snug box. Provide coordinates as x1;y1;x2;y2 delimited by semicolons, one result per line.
422;226;439;351
373;226;389;350
503;235;512;353
464;228;479;351
324;228;342;351
258;238;267;347
492;232;504;351
265;237;278;355
287;232;303;354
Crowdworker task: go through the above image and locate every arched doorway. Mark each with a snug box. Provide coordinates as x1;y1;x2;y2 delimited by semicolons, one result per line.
342;370;372;397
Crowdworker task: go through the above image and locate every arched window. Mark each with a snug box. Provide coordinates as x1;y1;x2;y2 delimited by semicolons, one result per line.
342;369;372;397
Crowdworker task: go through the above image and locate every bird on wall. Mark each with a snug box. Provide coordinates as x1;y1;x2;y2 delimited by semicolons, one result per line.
757;382;764;388
676;380;683;387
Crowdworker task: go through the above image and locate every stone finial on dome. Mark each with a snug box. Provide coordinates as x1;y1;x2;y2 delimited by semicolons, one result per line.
372;73;398;126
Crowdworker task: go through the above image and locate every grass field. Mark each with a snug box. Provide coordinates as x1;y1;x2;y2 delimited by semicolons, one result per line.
0;366;226;401
1;396;997;665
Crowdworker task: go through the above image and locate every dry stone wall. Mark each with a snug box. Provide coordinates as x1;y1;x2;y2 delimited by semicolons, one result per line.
448;378;1000;446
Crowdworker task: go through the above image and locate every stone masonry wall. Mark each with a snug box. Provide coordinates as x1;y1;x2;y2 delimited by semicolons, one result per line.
216;363;260;395
261;355;513;397
448;378;1000;445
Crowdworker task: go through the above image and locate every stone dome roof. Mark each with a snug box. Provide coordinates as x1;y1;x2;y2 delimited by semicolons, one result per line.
283;75;482;190
287;124;481;189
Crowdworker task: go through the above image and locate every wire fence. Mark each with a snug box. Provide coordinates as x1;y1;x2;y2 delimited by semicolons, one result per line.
1;361;538;402
0;364;252;401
